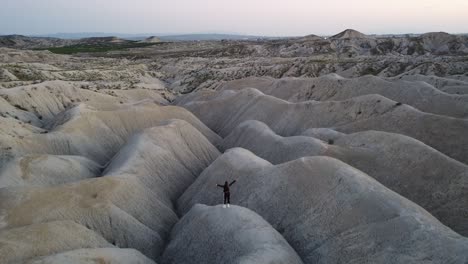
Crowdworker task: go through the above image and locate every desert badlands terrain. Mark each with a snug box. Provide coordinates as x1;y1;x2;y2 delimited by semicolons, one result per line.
0;30;468;263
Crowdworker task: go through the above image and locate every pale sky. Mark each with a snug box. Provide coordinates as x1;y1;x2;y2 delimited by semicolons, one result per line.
2;0;468;36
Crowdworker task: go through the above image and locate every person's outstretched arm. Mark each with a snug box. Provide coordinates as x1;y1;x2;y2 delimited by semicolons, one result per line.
216;184;224;188
229;180;236;186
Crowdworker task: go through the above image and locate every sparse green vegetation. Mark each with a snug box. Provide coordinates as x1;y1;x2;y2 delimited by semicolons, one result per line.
40;42;161;54
360;66;381;76
407;38;425;55
14;104;28;111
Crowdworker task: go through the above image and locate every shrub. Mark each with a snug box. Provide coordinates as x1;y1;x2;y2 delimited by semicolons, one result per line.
14;104;28;111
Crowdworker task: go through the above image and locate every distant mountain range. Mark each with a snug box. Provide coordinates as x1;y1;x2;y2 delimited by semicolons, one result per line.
0;35;134;49
0;33;284;50
31;32;157;40
29;33;276;41
1;29;467;56
0;33;281;50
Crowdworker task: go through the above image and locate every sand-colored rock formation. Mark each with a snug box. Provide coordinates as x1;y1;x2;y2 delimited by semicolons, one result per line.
0;80;168;124
218;74;468;118
182;88;468;164
0;154;101;188
396;74;468;94
330;29;370;40
223;120;468;235
0;102;220;168
0;221;112;264
25;248;156;264
141;36;162;43
179;149;468;263
0;120;220;261
162;204;303;264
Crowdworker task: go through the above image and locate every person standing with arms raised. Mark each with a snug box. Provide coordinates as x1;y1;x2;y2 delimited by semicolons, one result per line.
217;180;236;208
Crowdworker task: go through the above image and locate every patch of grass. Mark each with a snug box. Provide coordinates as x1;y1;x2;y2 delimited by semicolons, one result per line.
39;42;160;55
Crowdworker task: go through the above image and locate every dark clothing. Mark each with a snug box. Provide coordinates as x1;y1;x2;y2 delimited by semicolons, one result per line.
217;180;236;193
217;180;236;204
224;192;230;204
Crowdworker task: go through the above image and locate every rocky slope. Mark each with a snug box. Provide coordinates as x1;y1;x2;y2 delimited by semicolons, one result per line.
3;30;468;95
218;74;468;118
162;204;303;264
179;149;468;264
0;35;135;49
181;88;468;164
222;120;468;235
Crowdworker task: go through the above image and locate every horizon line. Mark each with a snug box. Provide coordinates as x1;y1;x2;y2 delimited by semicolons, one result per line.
1;30;468;39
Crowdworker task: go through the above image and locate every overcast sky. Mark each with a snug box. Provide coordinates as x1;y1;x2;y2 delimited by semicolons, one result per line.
2;0;468;36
